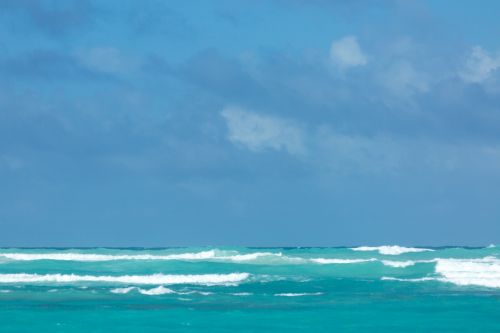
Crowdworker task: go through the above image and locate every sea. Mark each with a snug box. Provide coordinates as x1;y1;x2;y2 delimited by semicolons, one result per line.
0;246;499;332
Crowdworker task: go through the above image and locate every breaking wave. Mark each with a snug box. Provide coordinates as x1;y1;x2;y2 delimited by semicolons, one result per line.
0;251;217;262
381;257;500;289
0;250;287;263
311;258;377;264
138;286;175;295
110;287;136;294
381;277;437;282
381;260;417;268
351;246;434;255
0;273;250;286
0;250;426;266
435;257;500;289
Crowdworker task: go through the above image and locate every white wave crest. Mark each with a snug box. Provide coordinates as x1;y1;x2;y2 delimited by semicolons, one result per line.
382;259;437;267
0;273;250;286
381;260;416;268
217;252;284;262
230;292;252;296
382;257;500;289
110;287;136;294
0;251;217;262
381;277;437;282
351;246;434;255
0;250;289;263
274;292;323;297
138;286;174;295
435;257;500;288
311;258;377;264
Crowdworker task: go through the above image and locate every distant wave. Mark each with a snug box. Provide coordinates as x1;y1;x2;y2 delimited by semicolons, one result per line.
381;260;416;268
220;252;281;261
274;292;323;297
381;277;437;282
111;286;175;295
311;258;377;264
351;246;434;255
0;251;216;262
138;286;175;295
230;292;252;296
110;287;136;294
0;273;250;286
0;250;286;263
0;250;410;265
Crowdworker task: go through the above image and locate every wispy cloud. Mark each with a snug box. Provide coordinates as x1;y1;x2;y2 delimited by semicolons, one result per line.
221;106;305;155
76;47;138;76
376;60;430;108
330;36;367;69
459;46;500;83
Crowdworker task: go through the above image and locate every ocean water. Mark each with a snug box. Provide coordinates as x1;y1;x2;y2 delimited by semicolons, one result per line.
1;246;499;332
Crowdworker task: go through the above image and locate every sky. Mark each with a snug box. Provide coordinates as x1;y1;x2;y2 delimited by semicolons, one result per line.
1;0;500;247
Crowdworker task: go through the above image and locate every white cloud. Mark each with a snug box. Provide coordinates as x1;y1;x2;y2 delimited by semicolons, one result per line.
459;46;500;83
330;36;367;69
220;106;305;155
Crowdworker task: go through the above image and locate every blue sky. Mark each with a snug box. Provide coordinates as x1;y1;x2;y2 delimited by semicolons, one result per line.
1;0;500;246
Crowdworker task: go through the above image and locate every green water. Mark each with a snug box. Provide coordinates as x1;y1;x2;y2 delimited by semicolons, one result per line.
0;246;499;332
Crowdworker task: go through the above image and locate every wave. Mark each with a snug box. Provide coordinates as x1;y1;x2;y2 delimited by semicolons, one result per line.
138;286;175;295
274;292;323;297
351;246;434;255
381;260;416;268
230;292;252;296
381;277;437;282
0;273;250;286
110;286;213;296
0;250;390;266
311;258;377;264
219;252;284;261
381;257;500;289
110;287;136;294
0;251;217;262
0;250;288;263
435;257;500;288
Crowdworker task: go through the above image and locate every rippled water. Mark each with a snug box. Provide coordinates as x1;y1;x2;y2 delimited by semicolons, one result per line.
1;246;499;332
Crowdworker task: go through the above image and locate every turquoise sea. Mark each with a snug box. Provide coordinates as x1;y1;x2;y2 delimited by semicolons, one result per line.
0;246;499;332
